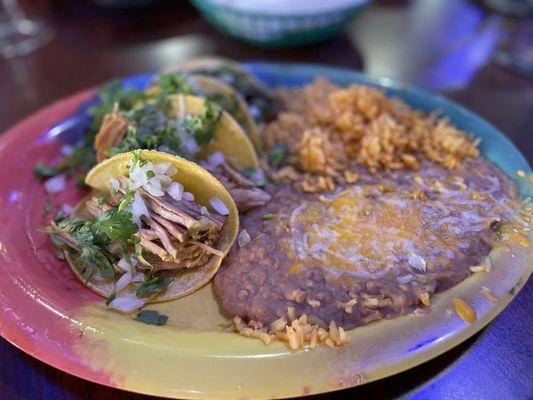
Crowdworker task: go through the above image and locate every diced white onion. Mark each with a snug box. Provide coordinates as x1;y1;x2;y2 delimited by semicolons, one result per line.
131;192;150;226
115;271;132;293
129;165;149;189
396;274;413;284
209;196;229;215
182;192;195;202
200;206;208;215
132;272;147;283
61;203;74;215
117;257;137;272
153;162;171;175
166;166;177;177
167;182;184;201
249;105;260;119
44;174;66;194
129;160;175;195
109;178;120;193
143;182;165;197
238;229;251;247
408;253;427;272
108;294;145;313
207;151;225;168
60;144;74;157
182;137;200;155
249;168;266;185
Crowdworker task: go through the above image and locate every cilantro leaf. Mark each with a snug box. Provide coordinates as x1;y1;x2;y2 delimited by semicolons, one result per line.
109;106;182;157
134;310;168;326
136;276;172;297
47;208;138;281
183;101;221;146
195;64;278;123
94;210;138;242
157;73;193;99
76;244;115;279
34;164;60;179
88;80;145;134
207;92;247;127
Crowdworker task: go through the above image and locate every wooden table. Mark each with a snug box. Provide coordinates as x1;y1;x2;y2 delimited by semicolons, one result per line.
1;1;531;399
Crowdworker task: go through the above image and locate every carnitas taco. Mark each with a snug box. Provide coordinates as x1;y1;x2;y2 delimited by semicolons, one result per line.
94;92;270;212
168;56;281;123
46;150;239;313
147;73;262;150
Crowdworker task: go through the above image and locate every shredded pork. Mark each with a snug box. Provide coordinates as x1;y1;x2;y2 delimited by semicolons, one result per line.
86;181;225;271
204;161;271;212
94;107;129;162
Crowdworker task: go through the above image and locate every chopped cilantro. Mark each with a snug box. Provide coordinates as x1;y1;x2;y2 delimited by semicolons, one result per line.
47;208;138;280
94;210;138;242
267;143;288;168
196;65;278;123
110;110;182;158
134;310;168;326
34;164;60;179
108;98;220;160
146;170;155;178
208;92;247;126
262;213;275;220
87;80;145;134
156;73;193;100
183;101;221;146
129;150;149;171
136;276;172;297
76;244;115;279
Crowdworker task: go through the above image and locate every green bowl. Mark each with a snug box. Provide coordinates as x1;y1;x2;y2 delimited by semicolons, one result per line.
189;0;372;48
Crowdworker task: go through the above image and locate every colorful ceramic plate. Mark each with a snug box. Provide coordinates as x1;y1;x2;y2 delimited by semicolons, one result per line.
0;63;531;400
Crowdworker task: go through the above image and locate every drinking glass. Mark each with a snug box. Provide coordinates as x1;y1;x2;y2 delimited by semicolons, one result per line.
0;0;53;59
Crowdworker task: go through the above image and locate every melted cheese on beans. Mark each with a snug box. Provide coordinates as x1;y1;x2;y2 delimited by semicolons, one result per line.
281;175;520;279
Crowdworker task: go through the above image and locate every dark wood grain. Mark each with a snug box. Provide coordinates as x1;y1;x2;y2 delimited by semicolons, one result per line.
0;1;531;399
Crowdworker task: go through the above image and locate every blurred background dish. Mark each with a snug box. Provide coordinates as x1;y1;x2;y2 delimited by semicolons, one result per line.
189;0;372;47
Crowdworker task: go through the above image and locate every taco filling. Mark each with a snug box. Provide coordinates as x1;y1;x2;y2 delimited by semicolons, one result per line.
147;72;259;146
94;94;270;212
174;59;281;123
46;153;231;313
